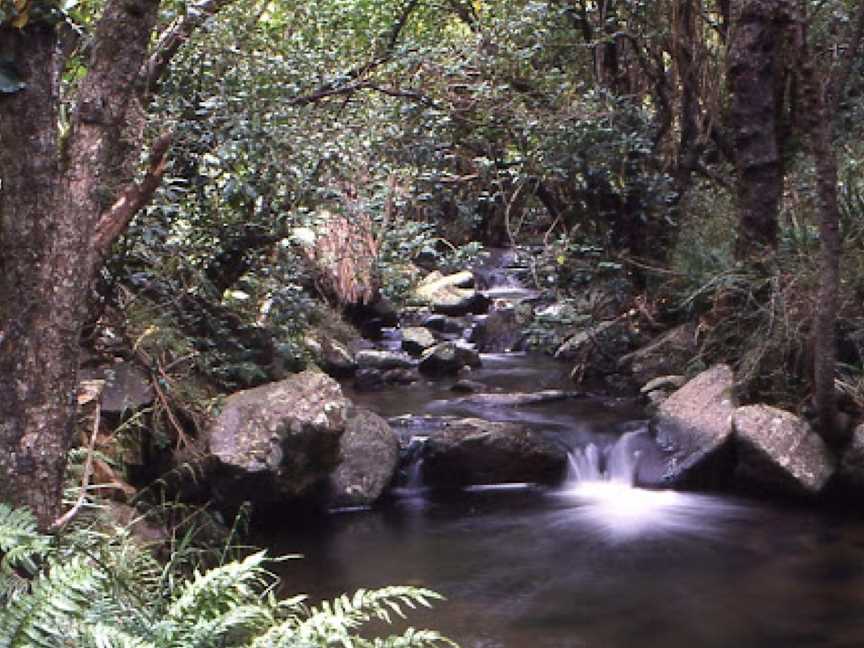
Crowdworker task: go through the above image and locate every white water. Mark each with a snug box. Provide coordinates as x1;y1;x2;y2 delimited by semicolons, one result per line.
561;431;747;542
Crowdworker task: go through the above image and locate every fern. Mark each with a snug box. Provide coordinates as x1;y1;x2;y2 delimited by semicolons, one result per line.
0;505;456;648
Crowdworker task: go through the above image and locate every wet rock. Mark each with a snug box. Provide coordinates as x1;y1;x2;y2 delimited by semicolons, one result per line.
452;390;581;408
412;271;489;316
732;405;835;498
418;342;482;376
382;368;418;385
475;306;526;353
423;314;465;335
451;379;488;394
653;364;737;489
207;370;349;512
422;418;567;487
401;326;437;356
330;409;400;507
620;323;699;384
355;350;414;371
354;368;386;392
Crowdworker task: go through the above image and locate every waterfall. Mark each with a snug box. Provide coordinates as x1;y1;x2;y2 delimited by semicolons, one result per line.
566;430;644;487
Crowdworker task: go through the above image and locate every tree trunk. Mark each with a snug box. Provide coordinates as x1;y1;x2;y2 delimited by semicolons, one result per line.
0;24;73;529
728;0;787;258
0;0;222;529
794;17;842;437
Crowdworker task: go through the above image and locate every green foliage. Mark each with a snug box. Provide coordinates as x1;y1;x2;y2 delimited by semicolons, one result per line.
0;505;456;648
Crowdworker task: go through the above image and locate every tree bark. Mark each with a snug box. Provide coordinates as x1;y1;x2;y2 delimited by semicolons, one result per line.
0;0;234;529
0;23;71;530
794;16;842;437
728;0;787;258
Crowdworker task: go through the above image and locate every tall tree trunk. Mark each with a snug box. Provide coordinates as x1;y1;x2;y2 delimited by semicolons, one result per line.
794;17;842;437
672;0;702;204
728;0;787;258
0;23;72;529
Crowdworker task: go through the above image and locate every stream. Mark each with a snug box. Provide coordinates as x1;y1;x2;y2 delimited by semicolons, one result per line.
259;252;864;647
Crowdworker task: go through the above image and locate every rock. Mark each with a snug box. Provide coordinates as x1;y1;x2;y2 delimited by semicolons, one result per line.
354;368;386;392
423;314;465;334
382;368;418;385
401;327;437;356
450;379;488;394
412;271;489;316
330;409;400;507
620;323;699;384
79;361;153;415
207;370;349;511
305;336;357;377
732;405;835;498
346;297;399;339
418;342;482;376
653;364;737;488
475;306;525;353
422;418;567;487
839;423;864;489
641;375;687;394
452;390;581;408
355;350;414;371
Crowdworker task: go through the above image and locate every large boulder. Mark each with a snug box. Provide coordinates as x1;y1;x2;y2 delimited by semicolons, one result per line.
418;342;482;376
653;364;737;488
330;409;400;508
412;271;489;316
732;405;835;498
207;370;349;511
619;322;699;384
421;418;567;487
401;327;438;356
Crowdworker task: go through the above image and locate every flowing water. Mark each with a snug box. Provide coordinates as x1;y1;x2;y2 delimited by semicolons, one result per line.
260;251;864;647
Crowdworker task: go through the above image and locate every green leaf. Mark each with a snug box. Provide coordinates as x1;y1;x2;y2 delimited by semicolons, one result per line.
0;61;25;94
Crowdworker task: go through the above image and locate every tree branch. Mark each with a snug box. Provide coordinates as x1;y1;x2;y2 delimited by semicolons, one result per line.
140;0;238;95
92;132;172;261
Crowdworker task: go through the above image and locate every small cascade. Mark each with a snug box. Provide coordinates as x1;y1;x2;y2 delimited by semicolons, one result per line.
566;430;644;486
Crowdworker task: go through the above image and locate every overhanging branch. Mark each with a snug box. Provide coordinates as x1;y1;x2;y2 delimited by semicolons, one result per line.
92;132;172;261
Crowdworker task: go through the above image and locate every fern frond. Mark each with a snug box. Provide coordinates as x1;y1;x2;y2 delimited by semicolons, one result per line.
292;587;445;648
166;550;271;625
0;556;103;648
81;623;158;648
0;504;52;577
